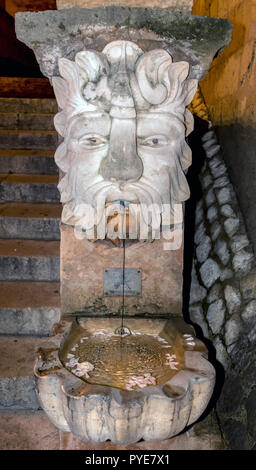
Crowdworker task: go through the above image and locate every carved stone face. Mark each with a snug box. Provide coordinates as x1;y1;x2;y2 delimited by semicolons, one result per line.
52;40;198;237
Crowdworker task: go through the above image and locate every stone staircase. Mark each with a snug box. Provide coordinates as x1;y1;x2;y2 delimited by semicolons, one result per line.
0;98;61;420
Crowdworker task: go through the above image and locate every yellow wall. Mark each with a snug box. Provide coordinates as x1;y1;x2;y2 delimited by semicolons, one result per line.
192;0;256;253
192;0;256;130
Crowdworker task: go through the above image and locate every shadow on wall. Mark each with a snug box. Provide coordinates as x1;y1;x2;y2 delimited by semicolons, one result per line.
183;115;226;421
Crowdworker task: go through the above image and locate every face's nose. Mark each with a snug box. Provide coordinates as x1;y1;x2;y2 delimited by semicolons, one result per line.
100;117;143;183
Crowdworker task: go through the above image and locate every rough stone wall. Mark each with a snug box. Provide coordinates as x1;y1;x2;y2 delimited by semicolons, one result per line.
189;122;256;450
56;0;193;12
192;0;256;255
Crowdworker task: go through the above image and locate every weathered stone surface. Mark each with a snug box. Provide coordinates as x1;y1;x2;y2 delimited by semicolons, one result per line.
0;150;58;175
196;235;211;264
213;336;229;369
0;307;60;336
206;299;225;335
205;188;216;207
218;374;244;415
216;187;232;205
224;217;240;237
0;411;60;450
189;304;209;338
61;224;183;315
195;203;204;226
0;113;55;132
195;221;206;246
213;175;229;189
0;203;61;241
0;130;57;150
246;390;256;440
231;233;250;254
207;205;217;223
0;337;42;410
202;138;217;151
0;174;60;204
224;285;241;315
190;263;207;304
220;204;235;218
232;249;254;275
208;283;222;303
201;130;215;143
200;258;220;288
57;0;194;13
0;240;60;282
224;316;242;346
248;324;256;343
0;98;57;114
210;162;227;179
214;238;230;266
210;221;221;241
15;8;232;82
241;300;256;322
201;173;213;190
240;272;256;301
205;144;221;159
220;268;233;281
221;419;249;450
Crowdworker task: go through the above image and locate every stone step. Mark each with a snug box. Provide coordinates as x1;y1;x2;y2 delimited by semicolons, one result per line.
0;149;58;174
0;239;60;281
0;409;222;450
0;130;58;150
0;203;61;240
0;113;55;131
0;336;42;410
0;98;57;114
0;410;60;449
0;174;60;203
0;282;60;336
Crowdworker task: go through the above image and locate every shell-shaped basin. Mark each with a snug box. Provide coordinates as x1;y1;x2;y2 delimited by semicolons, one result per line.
34;317;215;445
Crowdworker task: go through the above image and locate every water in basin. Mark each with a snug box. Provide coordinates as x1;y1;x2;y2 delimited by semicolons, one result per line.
60;328;185;391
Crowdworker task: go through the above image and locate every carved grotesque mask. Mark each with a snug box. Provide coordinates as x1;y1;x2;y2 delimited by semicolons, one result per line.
52;40;197;239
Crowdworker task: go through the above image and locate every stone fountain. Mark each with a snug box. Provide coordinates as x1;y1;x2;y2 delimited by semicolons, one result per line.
15;5;232;446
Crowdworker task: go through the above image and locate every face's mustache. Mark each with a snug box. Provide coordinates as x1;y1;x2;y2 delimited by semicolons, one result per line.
77;177;163;228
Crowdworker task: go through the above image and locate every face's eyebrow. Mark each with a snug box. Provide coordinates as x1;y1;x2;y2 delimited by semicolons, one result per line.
67;112;111;137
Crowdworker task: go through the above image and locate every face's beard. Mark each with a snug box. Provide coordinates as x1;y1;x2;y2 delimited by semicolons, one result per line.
60;158;189;236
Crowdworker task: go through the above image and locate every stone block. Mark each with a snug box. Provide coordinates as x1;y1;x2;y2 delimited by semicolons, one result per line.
213;336;230;369
61;224;183;316
200;258;220;288
221;419;249;450
15;8;232;82
241;300;256;322
214;238;230;266
0;411;59;450
224;316;242;346
0;240;60;282
206;299;225;335
0;337;42;410
189;263;207;304
196;235;211;264
232;250;254;276
224;285;241;315
57;0;194;12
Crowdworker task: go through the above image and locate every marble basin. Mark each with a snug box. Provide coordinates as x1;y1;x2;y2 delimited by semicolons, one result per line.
34;317;215;444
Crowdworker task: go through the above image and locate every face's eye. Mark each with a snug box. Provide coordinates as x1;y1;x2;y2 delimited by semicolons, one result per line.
79;134;107;149
138;135;169;148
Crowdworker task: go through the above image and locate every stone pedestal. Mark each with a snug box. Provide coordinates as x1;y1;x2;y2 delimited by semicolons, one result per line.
61;224;184;316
